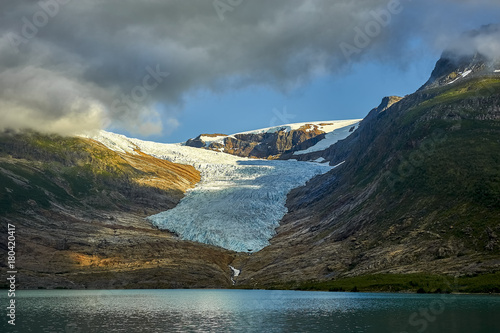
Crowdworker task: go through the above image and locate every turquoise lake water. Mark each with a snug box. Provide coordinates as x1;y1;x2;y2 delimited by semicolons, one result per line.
1;289;499;332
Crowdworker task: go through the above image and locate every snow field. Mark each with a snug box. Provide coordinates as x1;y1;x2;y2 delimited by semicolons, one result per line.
233;119;361;136
293;120;361;155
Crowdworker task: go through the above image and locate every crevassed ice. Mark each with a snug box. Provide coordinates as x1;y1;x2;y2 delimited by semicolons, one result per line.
91;131;333;252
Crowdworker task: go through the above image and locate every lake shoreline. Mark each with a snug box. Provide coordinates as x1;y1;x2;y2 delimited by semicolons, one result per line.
8;288;500;296
3;272;499;294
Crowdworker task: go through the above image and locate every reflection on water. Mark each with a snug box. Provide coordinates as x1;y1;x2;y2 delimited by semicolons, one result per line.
1;289;499;332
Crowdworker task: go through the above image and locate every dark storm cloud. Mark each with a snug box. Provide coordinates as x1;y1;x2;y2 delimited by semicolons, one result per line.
0;0;499;135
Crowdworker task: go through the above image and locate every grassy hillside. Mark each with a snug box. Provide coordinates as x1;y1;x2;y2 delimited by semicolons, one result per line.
0;132;199;215
354;78;500;252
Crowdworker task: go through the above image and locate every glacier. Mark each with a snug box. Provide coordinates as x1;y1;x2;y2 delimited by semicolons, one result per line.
90;131;335;252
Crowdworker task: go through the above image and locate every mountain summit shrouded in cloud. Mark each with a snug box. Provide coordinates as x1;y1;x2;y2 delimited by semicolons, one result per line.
445;24;500;61
0;0;499;137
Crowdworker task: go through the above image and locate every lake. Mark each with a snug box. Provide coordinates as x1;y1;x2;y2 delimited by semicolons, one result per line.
2;289;499;332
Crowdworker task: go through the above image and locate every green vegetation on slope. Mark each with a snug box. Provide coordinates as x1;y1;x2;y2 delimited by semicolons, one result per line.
346;77;500;253
258;272;500;293
0;131;190;215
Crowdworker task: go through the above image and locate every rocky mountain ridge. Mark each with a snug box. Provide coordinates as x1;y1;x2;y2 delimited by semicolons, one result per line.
185;120;361;160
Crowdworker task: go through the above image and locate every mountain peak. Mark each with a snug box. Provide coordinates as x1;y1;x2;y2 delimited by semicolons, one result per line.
377;96;403;113
421;24;500;90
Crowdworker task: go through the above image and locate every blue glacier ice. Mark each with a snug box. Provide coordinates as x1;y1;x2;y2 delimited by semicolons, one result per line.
147;159;332;252
91;131;335;252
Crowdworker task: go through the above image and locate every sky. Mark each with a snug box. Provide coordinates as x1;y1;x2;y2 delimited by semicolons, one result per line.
1;0;500;143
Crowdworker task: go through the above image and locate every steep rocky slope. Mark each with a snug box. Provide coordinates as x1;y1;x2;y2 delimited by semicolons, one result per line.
231;61;500;289
0;132;235;289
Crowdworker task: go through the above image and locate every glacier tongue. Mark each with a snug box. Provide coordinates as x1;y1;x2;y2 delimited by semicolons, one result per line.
90;131;333;252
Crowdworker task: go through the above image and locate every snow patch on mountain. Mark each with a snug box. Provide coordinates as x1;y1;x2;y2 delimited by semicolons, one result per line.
198;135;228;147
89;130;333;252
234;119;361;135
293;121;361;155
447;69;473;85
462;69;472;78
